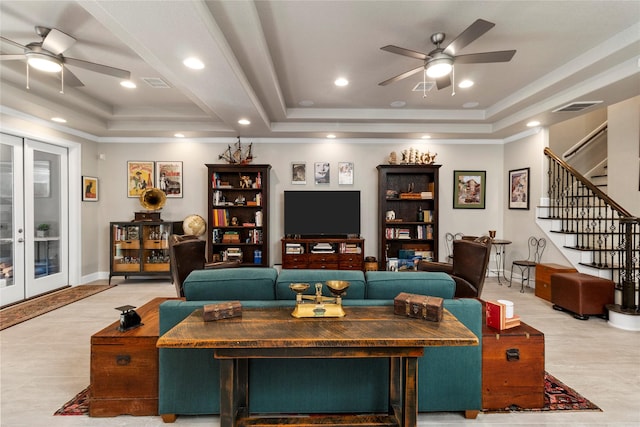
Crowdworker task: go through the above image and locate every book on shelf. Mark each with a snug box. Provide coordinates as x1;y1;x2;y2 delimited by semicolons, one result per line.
486;300;521;330
213;209;229;226
222;231;240;243
340;242;362;254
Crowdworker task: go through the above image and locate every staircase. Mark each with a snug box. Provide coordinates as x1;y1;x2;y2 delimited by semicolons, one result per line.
538;148;639;331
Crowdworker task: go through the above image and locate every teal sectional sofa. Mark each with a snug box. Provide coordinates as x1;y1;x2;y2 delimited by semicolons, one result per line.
158;268;482;421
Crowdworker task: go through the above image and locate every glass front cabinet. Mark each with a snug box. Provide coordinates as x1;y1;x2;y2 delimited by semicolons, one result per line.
109;221;174;284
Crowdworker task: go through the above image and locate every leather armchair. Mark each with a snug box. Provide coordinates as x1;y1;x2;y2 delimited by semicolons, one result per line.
418;236;492;298
169;234;240;297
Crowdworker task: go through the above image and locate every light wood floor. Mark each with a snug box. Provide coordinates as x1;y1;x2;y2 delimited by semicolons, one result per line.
0;276;638;426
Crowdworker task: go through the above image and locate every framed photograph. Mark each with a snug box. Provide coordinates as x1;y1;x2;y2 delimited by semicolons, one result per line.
82;176;98;201
509;167;530;210
314;162;330;184
338;162;354;185
127;161;155;198
156;161;183;198
291;162;306;185
453;170;486;209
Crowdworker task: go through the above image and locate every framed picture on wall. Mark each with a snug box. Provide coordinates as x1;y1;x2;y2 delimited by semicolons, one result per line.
156;161;183;198
291;162;306;184
127;161;154;198
453;170;486;209
314;162;330;184
338;162;354;185
509;167;530;210
82;176;98;201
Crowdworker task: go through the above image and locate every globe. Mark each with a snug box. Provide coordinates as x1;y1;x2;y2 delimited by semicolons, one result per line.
183;214;206;236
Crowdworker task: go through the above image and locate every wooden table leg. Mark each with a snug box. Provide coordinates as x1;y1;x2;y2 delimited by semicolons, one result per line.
389;357;401;422
237;358;249;419
402;357;418;427
219;359;237;427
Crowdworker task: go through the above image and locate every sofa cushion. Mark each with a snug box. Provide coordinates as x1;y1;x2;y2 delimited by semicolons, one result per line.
365;271;455;299
275;269;366;299
183;267;278;301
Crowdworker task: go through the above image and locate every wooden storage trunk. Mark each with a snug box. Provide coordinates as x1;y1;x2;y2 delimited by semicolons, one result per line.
203;301;242;321
90;297;174;417
393;292;443;322
535;263;577;301
482;320;545;410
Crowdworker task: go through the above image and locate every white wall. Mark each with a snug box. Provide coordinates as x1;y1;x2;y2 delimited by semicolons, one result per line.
96;140;505;272
607;96;640;216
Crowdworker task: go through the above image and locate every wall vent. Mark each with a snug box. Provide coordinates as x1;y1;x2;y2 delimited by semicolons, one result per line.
412;82;435;92
141;77;172;89
552;101;603;112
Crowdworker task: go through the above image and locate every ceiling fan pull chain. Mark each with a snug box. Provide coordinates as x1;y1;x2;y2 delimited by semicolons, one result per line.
26;62;30;90
60;66;64;94
451;65;456;97
423;70;427;98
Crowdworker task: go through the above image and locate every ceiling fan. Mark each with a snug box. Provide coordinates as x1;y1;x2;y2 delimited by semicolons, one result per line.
0;26;131;91
379;19;516;90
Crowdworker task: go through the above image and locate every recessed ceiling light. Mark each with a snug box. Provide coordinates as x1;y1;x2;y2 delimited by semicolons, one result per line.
120;80;136;89
463;101;479;108
51;117;66;123
458;80;474;88
421;135;431;139
334;77;349;87
299;100;314;107
183;57;204;70
327;134;336;139
390;101;406;108
527;120;541;127
174;133;185;138
238;118;251;125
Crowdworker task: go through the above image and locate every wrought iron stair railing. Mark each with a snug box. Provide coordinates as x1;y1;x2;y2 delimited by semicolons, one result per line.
543;147;639;313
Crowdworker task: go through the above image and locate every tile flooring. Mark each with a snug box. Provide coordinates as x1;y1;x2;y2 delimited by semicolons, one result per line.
1;277;638;426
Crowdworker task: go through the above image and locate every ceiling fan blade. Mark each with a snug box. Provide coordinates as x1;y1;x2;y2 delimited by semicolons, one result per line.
41;28;76;55
0;36;26;50
442;19;495;56
454;50;516;64
381;45;429;60
62;66;84;87
435;74;451;90
378;65;424;86
64;57;130;80
0;54;26;61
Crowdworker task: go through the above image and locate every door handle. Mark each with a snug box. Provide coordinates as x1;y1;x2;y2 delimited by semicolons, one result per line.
17;238;24;243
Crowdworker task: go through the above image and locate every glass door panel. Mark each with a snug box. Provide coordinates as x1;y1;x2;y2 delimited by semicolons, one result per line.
0;134;25;305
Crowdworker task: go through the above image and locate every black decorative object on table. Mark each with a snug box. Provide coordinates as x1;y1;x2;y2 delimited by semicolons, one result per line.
115;305;142;332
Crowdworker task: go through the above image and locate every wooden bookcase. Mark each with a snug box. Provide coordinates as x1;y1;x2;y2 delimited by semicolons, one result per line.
377;164;441;271
109;221;178;284
281;237;364;270
206;164;271;266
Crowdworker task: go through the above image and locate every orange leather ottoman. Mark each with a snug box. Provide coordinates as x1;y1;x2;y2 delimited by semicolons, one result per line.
550;272;614;320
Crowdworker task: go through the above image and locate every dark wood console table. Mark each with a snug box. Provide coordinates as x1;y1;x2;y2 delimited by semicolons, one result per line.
157;306;477;427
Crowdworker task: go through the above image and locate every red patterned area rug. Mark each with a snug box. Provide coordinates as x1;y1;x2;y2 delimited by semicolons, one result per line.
483;372;601;413
54;372;600;416
0;284;115;331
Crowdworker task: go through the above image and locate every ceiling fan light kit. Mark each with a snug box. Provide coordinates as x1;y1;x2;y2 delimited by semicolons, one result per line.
25;51;62;72
379;19;515;90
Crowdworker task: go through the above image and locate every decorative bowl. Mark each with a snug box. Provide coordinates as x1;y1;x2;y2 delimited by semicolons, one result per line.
289;283;310;293
325;280;350;296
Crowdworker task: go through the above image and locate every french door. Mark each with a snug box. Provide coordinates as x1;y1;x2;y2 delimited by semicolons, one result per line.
0;133;69;306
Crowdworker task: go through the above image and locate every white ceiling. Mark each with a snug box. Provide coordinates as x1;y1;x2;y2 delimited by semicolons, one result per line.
1;0;639;142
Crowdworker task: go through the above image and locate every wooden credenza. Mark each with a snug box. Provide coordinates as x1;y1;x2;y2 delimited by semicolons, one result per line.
535;263;577;301
282;238;364;270
90;297;175;417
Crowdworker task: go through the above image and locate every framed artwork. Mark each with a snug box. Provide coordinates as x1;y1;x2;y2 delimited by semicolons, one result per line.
314;162;330;184
509;167;530;210
156;161;183;198
82;176;98;201
338;162;354;185
291;162;306;185
127;161;154;198
453;170;486;209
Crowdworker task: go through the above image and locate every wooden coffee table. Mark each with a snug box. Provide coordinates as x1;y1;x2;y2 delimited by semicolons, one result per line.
157;306;478;427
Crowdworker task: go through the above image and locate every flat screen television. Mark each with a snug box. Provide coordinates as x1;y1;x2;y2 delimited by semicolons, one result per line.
284;190;360;237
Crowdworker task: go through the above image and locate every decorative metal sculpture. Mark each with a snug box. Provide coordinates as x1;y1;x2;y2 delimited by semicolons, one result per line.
289;281;350;318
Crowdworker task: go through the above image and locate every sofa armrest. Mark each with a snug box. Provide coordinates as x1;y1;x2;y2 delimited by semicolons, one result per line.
418;261;453;274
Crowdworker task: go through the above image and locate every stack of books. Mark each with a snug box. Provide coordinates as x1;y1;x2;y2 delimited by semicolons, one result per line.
311;243;334;253
225;247;243;262
340;243;361;254
222;231;240;243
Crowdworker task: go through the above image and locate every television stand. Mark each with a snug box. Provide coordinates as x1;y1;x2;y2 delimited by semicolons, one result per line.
282;237;364;270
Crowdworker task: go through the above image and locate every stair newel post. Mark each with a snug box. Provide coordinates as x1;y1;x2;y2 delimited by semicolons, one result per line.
620;217;639;311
